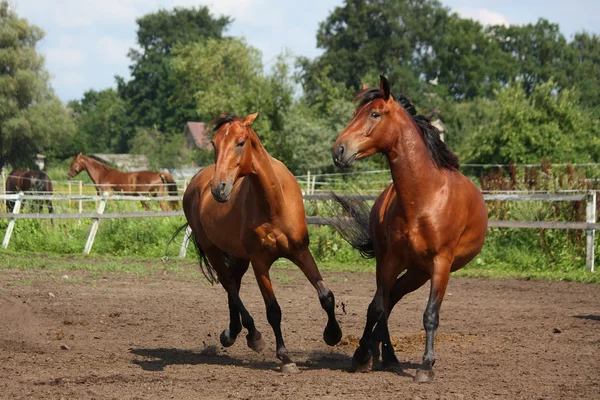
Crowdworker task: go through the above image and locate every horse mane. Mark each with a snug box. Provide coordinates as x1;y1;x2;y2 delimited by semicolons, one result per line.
212;114;239;131
355;88;460;170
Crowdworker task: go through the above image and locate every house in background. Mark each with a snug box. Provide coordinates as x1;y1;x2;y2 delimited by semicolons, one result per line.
184;122;211;151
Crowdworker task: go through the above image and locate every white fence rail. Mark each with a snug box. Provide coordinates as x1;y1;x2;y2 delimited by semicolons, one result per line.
0;191;597;272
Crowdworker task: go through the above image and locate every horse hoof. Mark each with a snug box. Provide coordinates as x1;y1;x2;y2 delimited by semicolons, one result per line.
323;323;343;346
351;355;373;373
413;369;435;383
281;363;300;374
246;333;266;353
220;329;237;347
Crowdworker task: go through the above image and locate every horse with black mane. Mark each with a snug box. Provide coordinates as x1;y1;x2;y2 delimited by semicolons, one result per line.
331;76;488;382
5;169;54;216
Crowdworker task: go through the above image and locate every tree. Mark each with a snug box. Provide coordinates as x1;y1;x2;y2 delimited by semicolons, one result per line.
0;1;75;168
116;7;231;134
569;32;600;110
489;19;573;95
129;128;187;171
172;38;294;151
463;82;600;164
68;89;133;154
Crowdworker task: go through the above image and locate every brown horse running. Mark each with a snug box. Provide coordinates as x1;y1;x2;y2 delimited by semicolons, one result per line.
5;169;54;216
67;153;179;210
182;112;342;373
331;76;487;382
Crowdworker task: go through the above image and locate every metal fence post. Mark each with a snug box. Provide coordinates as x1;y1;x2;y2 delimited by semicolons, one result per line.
586;191;597;272
178;225;193;258
83;192;108;255
2;192;23;249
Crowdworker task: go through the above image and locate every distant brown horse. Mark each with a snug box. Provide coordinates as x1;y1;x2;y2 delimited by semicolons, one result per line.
182;112;342;373
5;169;54;216
331;76;487;382
67;153;179;210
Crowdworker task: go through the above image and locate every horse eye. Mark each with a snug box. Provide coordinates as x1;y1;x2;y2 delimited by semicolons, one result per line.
237;140;246;147
371;112;381;119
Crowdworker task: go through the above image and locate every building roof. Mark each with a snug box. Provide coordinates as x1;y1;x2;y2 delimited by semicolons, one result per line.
184;122;211;150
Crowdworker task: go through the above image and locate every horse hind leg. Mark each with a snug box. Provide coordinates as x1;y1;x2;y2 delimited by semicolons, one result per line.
414;259;451;383
219;258;250;347
202;245;264;353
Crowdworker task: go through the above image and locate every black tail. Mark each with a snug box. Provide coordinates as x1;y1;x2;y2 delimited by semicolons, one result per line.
329;192;375;259
171;223;232;285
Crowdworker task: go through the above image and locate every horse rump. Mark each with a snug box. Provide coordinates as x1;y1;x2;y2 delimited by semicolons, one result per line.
159;172;180;210
329;192;375;259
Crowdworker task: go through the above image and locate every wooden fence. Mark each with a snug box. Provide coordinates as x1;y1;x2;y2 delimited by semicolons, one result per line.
0;191;597;272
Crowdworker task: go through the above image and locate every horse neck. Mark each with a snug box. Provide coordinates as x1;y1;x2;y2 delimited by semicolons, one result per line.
247;134;285;216
386;116;445;210
81;156;112;184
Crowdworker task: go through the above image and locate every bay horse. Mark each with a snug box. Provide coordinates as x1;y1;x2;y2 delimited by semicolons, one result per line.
67;153;179;210
331;76;487;382
182;112;342;373
5;169;54;216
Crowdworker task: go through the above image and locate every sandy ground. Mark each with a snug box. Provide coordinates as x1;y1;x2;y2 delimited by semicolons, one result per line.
1;265;599;399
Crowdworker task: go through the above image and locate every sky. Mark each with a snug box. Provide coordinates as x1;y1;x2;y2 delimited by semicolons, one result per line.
10;0;600;102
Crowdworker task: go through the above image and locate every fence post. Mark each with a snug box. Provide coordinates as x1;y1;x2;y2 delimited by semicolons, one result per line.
83;191;108;255
178;225;193;258
68;181;72;209
2;192;23;249
311;175;316;194
1;169;5;213
306;170;311;195
586;191;596;272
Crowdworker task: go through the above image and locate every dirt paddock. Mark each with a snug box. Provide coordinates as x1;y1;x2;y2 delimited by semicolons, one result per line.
1;264;599;399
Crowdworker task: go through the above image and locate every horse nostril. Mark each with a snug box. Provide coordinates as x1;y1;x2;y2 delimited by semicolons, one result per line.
220;182;226;192
339;144;345;157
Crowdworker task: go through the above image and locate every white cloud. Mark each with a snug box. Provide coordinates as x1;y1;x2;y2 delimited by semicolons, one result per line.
96;36;135;65
457;7;510;27
44;48;85;68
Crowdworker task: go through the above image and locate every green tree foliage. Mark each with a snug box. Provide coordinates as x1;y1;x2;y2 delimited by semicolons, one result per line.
129;128;187;171
172;38;294;150
463;82;600;164
68;89;133;154
116;7;231;134
0;1;75;168
569;32;600;110
488;19;573;95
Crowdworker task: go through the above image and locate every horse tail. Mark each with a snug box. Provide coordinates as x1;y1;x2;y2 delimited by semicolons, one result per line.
329;192;375;259
171;224;229;285
159;172;179;209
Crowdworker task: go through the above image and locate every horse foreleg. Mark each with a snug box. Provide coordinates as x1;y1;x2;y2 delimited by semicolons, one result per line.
290;249;342;346
372;268;431;368
252;257;299;374
414;257;452;383
220;258;250;348
140;200;151;211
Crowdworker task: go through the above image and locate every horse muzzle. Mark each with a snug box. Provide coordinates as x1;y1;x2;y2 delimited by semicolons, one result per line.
332;143;358;168
210;180;233;203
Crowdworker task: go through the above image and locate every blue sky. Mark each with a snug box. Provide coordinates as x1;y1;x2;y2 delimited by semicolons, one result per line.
11;0;600;102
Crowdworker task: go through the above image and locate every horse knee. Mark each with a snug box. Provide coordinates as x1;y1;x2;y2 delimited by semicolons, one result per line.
367;296;385;323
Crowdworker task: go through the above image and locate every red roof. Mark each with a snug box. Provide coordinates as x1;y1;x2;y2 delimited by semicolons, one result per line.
184;122;211;150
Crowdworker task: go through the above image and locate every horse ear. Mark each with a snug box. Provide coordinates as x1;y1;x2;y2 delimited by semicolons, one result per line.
361;83;369;91
242;112;259;127
379;75;391;101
